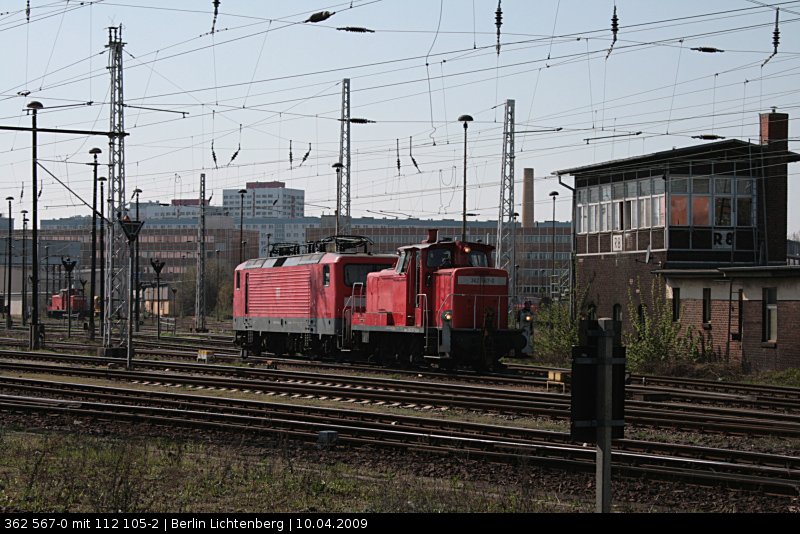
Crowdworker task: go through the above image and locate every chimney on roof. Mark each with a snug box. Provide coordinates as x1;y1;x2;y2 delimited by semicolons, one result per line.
424;229;438;243
760;108;789;149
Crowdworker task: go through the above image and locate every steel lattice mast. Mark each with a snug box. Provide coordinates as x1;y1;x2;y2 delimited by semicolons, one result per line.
496;99;516;305
104;25;129;348
337;78;351;236
195;173;207;332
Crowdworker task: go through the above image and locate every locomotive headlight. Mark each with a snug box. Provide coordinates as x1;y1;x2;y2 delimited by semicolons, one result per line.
523;313;532;322
463;246;471;254
442;310;453;322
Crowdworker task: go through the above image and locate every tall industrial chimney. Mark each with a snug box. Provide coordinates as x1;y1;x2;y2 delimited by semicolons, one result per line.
522;168;534;228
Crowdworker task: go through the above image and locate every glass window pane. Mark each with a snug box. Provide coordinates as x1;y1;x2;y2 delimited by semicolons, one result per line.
588;186;598;203
670;195;689;225
625;181;637;198
638;198;650;229
638;178;651;196
652;195;664;227
612;183;625;200
577;188;587;204
612;201;623;231
692;196;710;225
630;200;638;228
653;177;666;194
715;177;732;194
736;178;753;196
599;203;609;232
736;197;752;226
693;177;710;194
670;178;688;193
588;205;597;233
623;201;632;230
768;307;777;341
581;207;588;233
601;184;611;202
715;198;732;226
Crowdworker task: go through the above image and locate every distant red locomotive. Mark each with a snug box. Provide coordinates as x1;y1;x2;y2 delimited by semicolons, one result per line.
47;288;89;318
233;232;525;370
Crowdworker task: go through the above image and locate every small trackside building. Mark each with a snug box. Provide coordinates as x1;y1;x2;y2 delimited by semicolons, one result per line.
554;111;800;371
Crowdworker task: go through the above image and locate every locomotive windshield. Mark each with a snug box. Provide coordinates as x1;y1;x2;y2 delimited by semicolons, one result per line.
344;264;392;286
468;250;489;267
426;248;453;268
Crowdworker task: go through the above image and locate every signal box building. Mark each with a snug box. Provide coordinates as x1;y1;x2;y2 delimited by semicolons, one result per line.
555;112;800;371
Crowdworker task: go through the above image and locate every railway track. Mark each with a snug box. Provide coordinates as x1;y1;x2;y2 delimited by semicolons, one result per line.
0;350;799;438
0;375;796;496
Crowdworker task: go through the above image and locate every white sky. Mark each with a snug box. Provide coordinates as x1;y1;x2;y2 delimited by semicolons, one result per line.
0;1;798;234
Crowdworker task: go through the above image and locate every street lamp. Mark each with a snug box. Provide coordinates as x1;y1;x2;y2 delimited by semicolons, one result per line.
27;100;44;349
132;187;142;332
21;210;28;326
238;189;246;264
549;190;559;300
88;147;102;340
150;258;165;339
98;176;106;338
332;162;344;236
61;256;77;338
119;216;144;370
458;114;474;242
5;196;13;329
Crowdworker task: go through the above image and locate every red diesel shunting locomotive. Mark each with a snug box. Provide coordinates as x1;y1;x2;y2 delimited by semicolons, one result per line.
47;287;89;319
233;231;525;370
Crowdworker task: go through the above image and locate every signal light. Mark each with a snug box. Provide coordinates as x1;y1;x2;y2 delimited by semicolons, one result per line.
442;310;453;322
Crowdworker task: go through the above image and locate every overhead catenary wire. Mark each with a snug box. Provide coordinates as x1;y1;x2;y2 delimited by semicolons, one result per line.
5;3;800;211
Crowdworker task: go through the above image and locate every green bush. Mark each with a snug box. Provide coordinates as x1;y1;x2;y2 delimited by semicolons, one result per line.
624;276;713;374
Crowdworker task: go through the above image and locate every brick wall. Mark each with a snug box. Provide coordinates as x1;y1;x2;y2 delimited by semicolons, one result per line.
678;298;742;364
577;251;665;335
741;300;800;372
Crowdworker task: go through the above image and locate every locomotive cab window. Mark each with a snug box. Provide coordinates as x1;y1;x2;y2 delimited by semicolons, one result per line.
468;250;488;267
426;248;453;268
396;251;411;274
323;265;330;287
236;271;240;290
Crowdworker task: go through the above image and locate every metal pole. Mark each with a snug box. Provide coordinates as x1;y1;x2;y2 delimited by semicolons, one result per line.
62;258;76;338
134;189;141;332
89;148;101;340
150;258;164;339
21;212;27;326
67;269;72;337
28;101;43;349
459;117;473;242
44;245;49;308
156;270;161;338
99;177;106;338
215;249;220;322
596;318;614;513
333;163;343;237
127;239;134;368
5;196;12;329
550;190;559;299
238;189;246;264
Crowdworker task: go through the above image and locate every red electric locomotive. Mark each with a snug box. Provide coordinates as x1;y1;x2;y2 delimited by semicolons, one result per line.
47;288;89;319
233;236;397;358
233;232;525;370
